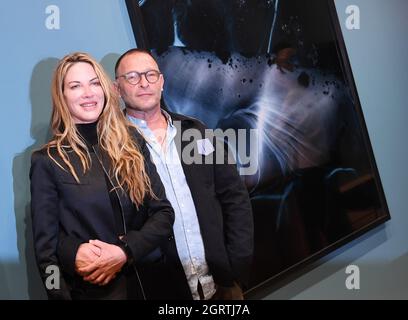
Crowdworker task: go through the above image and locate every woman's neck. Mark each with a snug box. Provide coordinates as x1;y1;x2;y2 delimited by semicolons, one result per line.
76;121;98;146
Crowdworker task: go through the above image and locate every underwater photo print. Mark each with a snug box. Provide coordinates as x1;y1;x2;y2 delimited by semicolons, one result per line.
125;0;390;294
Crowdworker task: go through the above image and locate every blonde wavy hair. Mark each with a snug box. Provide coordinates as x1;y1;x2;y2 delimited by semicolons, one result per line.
46;52;153;207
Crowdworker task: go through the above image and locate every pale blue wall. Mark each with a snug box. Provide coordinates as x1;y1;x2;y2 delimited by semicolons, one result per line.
1;0;407;299
265;0;408;299
0;0;135;299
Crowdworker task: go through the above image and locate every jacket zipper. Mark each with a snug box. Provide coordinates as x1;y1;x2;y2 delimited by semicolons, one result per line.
92;146;147;300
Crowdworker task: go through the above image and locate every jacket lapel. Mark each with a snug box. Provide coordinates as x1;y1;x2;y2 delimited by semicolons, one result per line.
173;116;198;190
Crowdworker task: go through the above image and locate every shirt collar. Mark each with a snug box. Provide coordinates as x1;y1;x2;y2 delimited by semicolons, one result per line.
162;109;174;128
126;108;174;128
127;109;177;149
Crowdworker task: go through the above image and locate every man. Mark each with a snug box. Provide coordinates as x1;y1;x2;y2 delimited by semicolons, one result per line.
114;48;253;300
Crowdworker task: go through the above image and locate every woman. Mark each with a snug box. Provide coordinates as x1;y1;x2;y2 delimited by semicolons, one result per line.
30;52;174;300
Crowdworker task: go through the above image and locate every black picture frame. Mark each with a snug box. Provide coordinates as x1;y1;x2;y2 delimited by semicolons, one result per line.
124;0;390;297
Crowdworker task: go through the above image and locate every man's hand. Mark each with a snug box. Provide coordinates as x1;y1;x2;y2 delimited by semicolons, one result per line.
77;240;127;286
75;242;101;272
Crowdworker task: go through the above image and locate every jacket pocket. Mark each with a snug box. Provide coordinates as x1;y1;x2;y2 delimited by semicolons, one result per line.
59;176;90;185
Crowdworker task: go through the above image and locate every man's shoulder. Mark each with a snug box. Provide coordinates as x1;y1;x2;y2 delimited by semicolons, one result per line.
128;125;146;143
167;111;207;130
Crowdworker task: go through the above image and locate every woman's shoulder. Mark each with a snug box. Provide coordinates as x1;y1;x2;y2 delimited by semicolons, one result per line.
31;146;48;158
31;149;51;170
30;147;55;178
31;144;63;163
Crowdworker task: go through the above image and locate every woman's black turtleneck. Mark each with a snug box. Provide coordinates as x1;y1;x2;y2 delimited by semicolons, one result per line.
76;121;98;148
76;121;125;237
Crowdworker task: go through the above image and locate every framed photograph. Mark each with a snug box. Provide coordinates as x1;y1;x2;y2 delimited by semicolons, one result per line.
125;0;390;295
